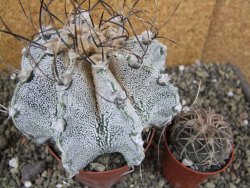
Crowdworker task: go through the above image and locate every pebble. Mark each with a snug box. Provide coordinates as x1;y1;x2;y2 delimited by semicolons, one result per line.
46;155;53;162
62;181;70;186
149;174;155;179
228;91;234;97
204;182;216;188
195;70;209;78
182;158;193;167
181;99;187;106
243;120;248;126
231;172;236;180
43;179;50;187
24;181;32;188
12;173;21;186
9;157;19;169
56;183;63;188
97;155;110;165
158;179;165;187
233;159;241;170
10;168;18;174
90;163;106;172
35;177;44;185
229;183;237;188
10;73;17;80
235;177;241;184
179;65;185;72
41;170;47;177
240;112;248;119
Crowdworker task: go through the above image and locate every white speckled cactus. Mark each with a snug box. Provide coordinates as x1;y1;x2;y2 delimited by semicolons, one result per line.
8;2;181;177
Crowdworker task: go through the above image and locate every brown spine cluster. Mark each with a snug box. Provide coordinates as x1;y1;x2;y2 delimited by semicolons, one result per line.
170;107;233;168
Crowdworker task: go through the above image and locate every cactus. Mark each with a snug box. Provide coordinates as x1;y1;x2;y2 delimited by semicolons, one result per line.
170;107;233;171
4;1;181;177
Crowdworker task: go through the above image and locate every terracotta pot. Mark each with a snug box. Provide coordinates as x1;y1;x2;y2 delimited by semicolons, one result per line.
162;127;234;188
48;128;155;188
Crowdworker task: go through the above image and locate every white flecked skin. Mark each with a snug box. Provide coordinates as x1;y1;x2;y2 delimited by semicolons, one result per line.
10;13;181;177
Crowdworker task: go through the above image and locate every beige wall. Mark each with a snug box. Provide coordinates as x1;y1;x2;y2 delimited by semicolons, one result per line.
156;0;216;67
202;0;250;81
0;0;249;81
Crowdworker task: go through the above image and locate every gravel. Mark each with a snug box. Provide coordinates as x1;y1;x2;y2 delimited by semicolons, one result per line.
0;62;249;187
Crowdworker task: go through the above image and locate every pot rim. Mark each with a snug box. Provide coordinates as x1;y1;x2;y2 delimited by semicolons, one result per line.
48;127;155;175
163;126;234;175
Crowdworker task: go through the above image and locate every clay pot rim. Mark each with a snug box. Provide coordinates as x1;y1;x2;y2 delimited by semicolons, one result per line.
163;126;234;176
48;127;155;175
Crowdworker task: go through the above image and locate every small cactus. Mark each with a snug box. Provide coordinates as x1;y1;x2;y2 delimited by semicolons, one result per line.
2;1;181;177
170;107;233;171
